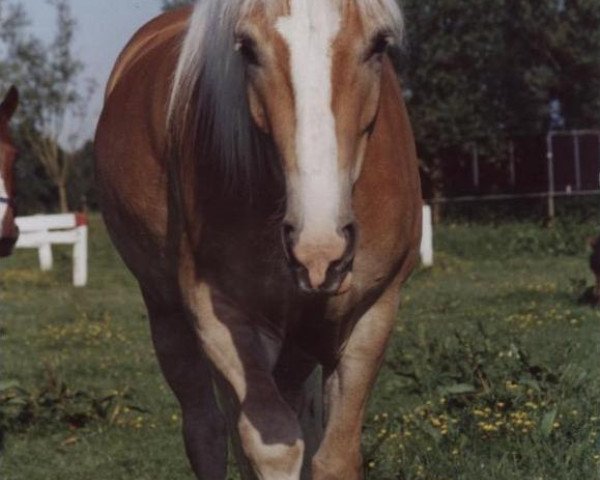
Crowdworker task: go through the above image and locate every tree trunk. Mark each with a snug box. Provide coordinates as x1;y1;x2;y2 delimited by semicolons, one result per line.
432;188;443;225
58;182;69;213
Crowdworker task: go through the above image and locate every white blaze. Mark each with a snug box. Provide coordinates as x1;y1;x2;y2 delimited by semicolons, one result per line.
0;175;8;230
276;0;342;237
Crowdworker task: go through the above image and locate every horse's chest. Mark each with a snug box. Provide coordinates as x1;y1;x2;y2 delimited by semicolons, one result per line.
199;226;294;303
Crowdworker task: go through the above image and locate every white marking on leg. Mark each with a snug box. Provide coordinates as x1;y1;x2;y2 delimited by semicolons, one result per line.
188;283;304;479
239;412;304;480
276;0;342;237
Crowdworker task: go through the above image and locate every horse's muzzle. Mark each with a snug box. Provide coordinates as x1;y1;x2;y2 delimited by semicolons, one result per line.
282;223;357;295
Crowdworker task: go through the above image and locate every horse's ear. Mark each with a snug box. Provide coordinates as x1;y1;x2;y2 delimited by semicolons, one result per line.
588;236;599;249
0;86;19;122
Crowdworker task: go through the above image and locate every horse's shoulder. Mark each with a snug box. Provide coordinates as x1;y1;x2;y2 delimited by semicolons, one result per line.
353;55;421;265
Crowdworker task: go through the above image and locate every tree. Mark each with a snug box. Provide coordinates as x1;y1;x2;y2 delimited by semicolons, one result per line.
399;0;600;207
501;0;600;134
0;0;95;213
68;140;98;212
398;0;509;218
0;0;55;212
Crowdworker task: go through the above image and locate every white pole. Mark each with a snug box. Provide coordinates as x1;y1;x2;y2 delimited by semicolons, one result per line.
38;235;53;271
73;223;88;287
420;205;434;267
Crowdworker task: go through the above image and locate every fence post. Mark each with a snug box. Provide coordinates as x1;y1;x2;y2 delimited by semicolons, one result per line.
73;214;88;287
471;143;480;189
546;133;555;219
421;205;434;267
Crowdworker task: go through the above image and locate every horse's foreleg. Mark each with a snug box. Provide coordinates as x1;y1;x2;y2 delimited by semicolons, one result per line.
144;293;228;480
312;277;402;480
186;282;305;480
296;368;324;480
274;350;323;479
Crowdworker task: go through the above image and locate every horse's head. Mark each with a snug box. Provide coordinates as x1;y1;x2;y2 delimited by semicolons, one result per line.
0;86;19;258
170;1;403;294
235;1;402;294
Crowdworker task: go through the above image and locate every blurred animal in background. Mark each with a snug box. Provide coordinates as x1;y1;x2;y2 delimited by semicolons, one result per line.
0;86;19;258
587;235;600;306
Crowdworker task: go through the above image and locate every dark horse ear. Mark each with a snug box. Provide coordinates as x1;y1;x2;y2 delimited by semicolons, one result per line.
588;236;599;249
0;86;19;122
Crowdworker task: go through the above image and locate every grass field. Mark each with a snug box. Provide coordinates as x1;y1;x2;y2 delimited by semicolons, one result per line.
1;215;599;479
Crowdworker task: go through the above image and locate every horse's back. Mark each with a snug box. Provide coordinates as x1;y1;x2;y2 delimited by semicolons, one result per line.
99;7;191;153
105;7;192;99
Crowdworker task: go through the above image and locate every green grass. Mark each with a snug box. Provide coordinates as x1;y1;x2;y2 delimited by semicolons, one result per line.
1;215;599;479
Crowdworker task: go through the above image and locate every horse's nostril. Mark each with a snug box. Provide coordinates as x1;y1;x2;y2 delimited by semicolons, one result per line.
282;222;357;294
281;222;297;262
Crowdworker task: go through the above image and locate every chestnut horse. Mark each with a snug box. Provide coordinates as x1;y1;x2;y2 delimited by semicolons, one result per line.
95;1;421;479
0;86;19;258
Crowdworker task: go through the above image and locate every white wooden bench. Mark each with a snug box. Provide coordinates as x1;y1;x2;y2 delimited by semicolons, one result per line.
14;213;88;287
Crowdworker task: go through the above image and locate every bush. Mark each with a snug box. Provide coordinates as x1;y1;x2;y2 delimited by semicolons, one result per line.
435;219;597;259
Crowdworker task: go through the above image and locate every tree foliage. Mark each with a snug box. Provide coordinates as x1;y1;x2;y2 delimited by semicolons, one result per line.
400;0;600;167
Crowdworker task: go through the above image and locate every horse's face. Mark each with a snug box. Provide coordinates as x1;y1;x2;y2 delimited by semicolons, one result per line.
236;2;398;294
0;87;19;258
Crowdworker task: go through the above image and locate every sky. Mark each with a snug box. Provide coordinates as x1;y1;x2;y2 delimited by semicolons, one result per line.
20;0;162;143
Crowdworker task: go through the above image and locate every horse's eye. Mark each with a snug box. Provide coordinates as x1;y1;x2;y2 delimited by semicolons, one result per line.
235;34;260;67
366;32;392;61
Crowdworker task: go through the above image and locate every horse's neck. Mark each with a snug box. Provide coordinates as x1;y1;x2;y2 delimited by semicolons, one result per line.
199;185;285;226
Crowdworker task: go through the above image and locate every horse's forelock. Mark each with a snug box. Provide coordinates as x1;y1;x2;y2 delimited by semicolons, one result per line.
169;0;403;112
167;0;285;205
358;0;404;37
